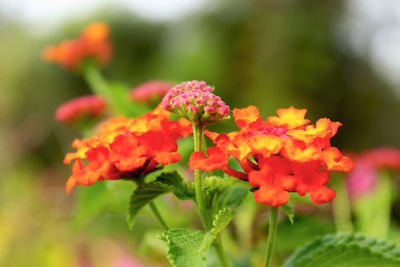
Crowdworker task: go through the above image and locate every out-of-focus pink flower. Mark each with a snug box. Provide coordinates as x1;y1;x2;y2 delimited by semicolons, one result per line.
113;255;148;267
129;80;173;103
55;95;106;125
346;147;400;198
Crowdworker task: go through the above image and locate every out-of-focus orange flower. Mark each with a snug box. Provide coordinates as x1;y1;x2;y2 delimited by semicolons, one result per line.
129;80;174;103
189;105;353;206
54;95;106;125
64;106;192;193
41;22;112;69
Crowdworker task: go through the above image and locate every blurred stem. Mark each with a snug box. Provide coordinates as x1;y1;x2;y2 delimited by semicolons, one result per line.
264;206;279;267
149;201;169;231
82;62;124;115
193;123;231;267
332;175;353;232
213;236;232;267
355;170;392;238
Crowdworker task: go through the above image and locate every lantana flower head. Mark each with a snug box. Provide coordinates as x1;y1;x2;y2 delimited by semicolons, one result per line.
64;105;192;193
41;22;112;69
189;105;353;206
55;95;106;126
129;80;174;103
162;80;230;125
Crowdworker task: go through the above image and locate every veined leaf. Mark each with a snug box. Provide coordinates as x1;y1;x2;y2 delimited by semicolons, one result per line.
199;208;235;259
283;233;400;267
159;208;235;267
157;171;195;200
127;172;194;228
159;229;205;267
217;186;248;210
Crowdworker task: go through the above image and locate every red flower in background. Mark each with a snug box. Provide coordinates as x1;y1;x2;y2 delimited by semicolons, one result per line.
54;95;106;125
347;147;400;197
129;80;174;103
41;22;112;69
189;105;353;206
64;105;192;193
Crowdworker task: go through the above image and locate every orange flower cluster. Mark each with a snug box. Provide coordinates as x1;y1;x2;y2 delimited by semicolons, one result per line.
41;22;112;69
54;95;106;125
189;106;353;206
64;106;192;193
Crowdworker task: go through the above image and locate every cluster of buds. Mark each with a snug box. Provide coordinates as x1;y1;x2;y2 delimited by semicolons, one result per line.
162;80;230;125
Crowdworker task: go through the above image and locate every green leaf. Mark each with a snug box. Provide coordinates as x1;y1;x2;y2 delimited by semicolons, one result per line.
159;208;235;267
283;233;400;267
127;172;194;228
281;203;295;225
159;229;205;267
217;186;248;210
127;180;170;229
199;208;235;258
157;171;195;200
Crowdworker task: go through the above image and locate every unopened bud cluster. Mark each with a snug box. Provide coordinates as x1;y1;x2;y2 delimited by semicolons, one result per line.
162;80;230;125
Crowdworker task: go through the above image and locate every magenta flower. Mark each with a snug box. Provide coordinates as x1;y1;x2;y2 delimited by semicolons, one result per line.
162;80;230;125
346;147;400;198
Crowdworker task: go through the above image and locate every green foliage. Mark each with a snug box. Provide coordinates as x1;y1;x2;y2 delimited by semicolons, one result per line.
160;208;235;267
157;171;195;200
217;186;248;210
159;229;205;267
199;208;235;259
281;203;295;225
202;176;247;211
127;172;194;228
283;233;400;267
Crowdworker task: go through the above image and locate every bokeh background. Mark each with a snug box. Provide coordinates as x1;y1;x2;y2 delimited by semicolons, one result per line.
1;0;400;266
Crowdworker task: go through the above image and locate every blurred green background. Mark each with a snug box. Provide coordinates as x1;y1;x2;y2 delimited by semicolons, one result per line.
1;0;400;266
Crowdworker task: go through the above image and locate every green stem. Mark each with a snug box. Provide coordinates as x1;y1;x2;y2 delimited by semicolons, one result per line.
149;201;169;231
193;124;212;230
82;62;125;115
83;62;112;99
264;206;279;267
332;175;353;232
213;236;232;267
193;124;231;267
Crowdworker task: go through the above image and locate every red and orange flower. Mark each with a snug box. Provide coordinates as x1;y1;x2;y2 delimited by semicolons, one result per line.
64;106;192;193
42;22;112;69
189;106;353;206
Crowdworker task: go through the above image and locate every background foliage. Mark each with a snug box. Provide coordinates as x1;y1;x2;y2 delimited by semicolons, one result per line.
1;0;400;266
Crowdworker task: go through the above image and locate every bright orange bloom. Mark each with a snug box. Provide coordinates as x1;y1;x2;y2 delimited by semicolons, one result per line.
129;80;174;103
54;95;106;125
41;22;112;69
64;106;192;193
189;105;353;206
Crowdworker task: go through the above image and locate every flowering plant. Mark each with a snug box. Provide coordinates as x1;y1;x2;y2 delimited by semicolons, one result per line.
43;22;400;267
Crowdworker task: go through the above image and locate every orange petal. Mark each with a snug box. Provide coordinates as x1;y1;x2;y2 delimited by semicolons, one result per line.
267;106;310;129
189;147;229;171
233;105;260;128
